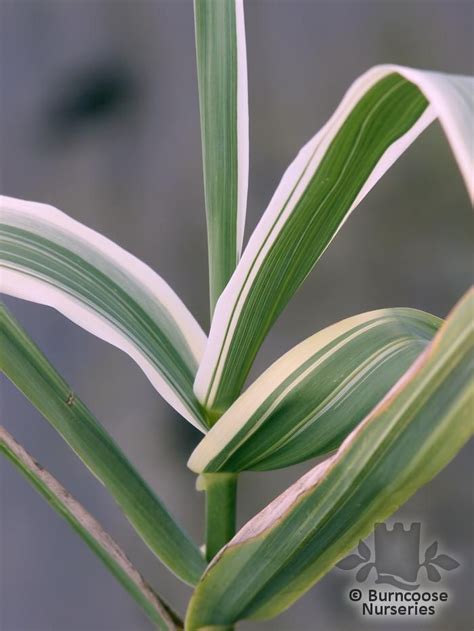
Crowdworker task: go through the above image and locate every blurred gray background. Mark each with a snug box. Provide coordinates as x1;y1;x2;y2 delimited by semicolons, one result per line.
0;1;473;630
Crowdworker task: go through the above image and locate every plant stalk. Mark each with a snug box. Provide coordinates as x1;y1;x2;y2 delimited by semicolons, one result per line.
200;472;238;563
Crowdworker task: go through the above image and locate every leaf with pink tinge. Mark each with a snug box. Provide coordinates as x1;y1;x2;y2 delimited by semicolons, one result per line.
185;290;473;630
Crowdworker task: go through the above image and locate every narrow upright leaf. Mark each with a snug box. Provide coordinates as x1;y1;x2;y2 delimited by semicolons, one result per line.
188;308;440;472
0;196;207;430
0;426;182;631
195;66;474;416
0;305;205;585
186;290;473;629
194;0;249;312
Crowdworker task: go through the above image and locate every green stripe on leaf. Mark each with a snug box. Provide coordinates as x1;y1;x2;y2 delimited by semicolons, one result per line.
189;308;441;472
185;289;473;629
0;304;206;585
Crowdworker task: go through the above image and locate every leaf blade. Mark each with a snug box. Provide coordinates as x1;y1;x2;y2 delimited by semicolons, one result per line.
0;195;207;430
0;304;206;585
195;66;474;416
0;425;181;631
188;308;441;472
194;0;249;312
185;289;474;629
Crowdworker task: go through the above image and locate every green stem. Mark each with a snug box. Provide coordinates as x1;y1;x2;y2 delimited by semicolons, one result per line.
200;472;237;563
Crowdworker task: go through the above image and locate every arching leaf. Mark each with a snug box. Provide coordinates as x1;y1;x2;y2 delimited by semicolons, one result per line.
0;196;207;430
185;290;473;629
189;308;440;472
195;66;473;417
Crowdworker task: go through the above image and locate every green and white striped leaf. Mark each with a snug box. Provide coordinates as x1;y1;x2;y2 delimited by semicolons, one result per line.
194;0;249;313
195;66;474;416
186;289;473;629
0;196;207;431
0;304;205;585
188;308;441;473
0;426;182;631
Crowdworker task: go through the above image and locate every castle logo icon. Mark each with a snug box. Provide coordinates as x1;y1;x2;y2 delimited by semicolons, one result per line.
337;522;459;590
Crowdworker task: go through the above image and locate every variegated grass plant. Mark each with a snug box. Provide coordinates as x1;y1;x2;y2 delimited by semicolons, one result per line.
1;1;473;629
